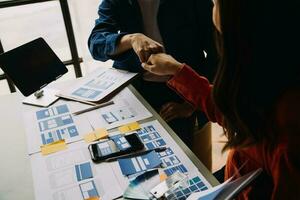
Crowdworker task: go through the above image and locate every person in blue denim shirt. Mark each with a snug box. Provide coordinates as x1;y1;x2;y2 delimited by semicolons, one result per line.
88;0;217;147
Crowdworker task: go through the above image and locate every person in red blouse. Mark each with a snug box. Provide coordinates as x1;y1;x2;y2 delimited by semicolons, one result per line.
142;0;300;199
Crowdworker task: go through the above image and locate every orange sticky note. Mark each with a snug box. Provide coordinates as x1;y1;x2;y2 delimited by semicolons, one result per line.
41;140;67;155
85;197;100;200
159;172;168;182
118;122;141;133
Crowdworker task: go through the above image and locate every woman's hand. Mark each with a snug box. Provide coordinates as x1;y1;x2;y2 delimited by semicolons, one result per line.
160;102;195;122
142;53;183;76
130;33;164;63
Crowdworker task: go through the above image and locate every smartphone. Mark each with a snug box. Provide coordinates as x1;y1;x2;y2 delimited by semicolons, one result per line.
88;133;145;163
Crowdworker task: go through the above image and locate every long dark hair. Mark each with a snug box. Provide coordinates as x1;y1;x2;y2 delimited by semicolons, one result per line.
213;0;300;150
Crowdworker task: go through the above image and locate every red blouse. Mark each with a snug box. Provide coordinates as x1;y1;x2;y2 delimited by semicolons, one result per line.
167;64;300;199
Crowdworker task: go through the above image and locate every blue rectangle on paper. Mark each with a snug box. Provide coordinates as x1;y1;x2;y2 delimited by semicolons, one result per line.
68;126;78;137
38;115;73;132
75;162;93;181
56;104;69;114
164;164;188;176
36;104;69;120
75;165;81;181
72;88;102;99
146;142;155;150
36;109;50;120
79;180;99;199
80;163;93;180
118;150;162;176
156;139;166;146
145;125;156;132
88;189;98;197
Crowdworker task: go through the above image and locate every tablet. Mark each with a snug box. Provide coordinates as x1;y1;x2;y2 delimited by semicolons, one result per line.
0;37;68;96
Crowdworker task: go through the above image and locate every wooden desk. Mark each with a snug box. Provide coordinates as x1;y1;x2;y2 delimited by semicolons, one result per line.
0;84;218;200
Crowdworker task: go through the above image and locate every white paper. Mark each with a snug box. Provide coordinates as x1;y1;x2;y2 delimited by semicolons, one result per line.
187;169;262;200
87;87;153;130
22;88;60;107
58;68;137;102
23;100;93;154
30;141;124;200
28;119;213;200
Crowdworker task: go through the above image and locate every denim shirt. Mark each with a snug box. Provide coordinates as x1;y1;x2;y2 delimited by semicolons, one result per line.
88;0;217;81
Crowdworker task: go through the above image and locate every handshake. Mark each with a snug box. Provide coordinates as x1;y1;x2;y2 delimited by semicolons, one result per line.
123;33;183;76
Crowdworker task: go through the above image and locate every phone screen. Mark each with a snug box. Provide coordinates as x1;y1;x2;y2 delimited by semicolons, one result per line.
89;133;144;162
96;136;132;156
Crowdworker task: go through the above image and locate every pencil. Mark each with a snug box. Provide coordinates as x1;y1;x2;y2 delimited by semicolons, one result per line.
72;100;114;115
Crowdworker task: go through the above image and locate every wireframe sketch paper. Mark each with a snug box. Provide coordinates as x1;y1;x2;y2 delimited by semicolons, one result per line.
30;141;124;200
86;87;152;130
29;120;214;200
23;100;93;154
58;67;137;103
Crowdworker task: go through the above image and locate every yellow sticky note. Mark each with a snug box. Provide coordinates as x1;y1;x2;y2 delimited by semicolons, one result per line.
84;128;108;143
118;125;130;133
128;122;141;130
85;197;100;200
118;122;141;133
41;140;67;156
94;128;108;140
84;133;98;143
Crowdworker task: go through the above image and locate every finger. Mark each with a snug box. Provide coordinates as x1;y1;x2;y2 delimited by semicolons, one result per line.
160;105;175;119
160;102;173;112
163;111;179;122
164;114;178;122
149;44;164;53
143;51;152;62
141;62;154;72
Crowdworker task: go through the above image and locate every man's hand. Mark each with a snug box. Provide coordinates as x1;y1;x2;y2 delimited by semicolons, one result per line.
142;53;183;76
130;33;164;63
160;102;195;122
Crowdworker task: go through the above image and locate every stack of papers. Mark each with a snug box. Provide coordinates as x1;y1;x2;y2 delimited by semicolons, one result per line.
58;68;137;104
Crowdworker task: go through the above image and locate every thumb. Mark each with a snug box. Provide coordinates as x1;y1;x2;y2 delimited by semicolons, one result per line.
141;62;153;72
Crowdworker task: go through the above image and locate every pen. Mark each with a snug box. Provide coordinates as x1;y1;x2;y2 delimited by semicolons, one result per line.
105;147;167;162
72;100;114;115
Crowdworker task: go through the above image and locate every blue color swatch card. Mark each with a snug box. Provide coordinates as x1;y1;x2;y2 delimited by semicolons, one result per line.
75;162;93;181
118;150;162;176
